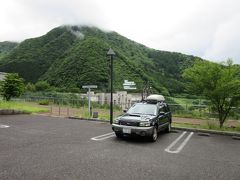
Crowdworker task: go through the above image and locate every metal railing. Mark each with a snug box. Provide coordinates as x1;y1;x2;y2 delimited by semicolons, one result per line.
11;95;240;120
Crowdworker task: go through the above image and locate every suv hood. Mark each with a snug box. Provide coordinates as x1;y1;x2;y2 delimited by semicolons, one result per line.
120;114;156;122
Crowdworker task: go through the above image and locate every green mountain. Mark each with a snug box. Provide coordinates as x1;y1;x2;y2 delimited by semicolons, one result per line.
0;26;202;95
0;41;18;60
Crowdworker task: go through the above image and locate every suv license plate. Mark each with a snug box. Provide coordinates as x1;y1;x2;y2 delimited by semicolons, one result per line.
123;128;131;134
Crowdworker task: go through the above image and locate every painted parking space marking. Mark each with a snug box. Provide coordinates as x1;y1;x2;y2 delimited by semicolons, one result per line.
0;124;10;128
165;131;187;151
165;131;194;154
91;132;115;141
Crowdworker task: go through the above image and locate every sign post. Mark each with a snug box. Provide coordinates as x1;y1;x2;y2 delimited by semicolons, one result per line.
82;85;97;116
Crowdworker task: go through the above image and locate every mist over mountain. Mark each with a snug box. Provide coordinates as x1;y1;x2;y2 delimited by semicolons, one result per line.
0;25;202;95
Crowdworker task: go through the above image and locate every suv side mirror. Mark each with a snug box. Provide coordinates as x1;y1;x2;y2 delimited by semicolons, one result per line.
123;109;127;113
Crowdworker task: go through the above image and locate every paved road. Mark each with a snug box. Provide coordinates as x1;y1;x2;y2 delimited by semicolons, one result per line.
0;115;240;180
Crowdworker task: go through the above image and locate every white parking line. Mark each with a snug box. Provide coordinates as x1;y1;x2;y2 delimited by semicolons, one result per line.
165;131;194;154
165;131;187;151
91;132;115;141
0;124;10;128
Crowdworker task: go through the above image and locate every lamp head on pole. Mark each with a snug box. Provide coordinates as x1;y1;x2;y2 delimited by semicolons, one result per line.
107;48;115;56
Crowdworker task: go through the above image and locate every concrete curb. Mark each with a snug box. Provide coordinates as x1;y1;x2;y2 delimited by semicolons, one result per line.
68;116;240;137
172;127;240;137
0;109;26;115
69;116;109;122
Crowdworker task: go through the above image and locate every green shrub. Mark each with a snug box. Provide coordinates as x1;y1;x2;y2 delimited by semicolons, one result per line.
38;99;50;105
192;100;200;105
35;81;51;91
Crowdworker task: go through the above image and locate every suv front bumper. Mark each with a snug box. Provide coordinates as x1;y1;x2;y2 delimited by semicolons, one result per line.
112;124;154;136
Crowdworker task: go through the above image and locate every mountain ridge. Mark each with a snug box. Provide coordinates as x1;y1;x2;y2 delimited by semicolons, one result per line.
0;25;202;95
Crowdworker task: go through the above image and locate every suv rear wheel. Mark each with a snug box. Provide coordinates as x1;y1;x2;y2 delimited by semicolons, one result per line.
165;123;171;133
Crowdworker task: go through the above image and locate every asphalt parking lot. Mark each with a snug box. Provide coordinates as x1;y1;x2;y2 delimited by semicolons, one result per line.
0;115;240;180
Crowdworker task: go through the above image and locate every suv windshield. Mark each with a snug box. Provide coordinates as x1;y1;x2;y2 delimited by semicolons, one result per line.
127;104;157;115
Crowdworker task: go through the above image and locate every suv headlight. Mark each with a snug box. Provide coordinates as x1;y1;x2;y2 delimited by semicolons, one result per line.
114;118;120;124
139;121;151;127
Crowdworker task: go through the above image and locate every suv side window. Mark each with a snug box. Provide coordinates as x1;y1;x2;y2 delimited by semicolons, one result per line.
160;104;166;113
161;103;170;112
159;107;165;115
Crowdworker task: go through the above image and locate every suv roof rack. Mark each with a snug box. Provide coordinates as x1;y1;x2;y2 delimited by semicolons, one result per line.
144;94;165;104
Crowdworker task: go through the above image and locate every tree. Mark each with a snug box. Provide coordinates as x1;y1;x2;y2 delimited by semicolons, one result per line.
25;82;36;92
35;81;51;91
1;73;25;101
183;59;240;128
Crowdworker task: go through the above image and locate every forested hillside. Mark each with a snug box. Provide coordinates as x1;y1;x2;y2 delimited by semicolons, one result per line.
0;41;18;60
0;26;202;95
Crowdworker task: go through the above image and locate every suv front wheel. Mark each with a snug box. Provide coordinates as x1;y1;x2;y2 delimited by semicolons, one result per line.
115;132;123;138
150;126;158;142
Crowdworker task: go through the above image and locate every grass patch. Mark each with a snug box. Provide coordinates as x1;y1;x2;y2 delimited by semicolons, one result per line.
171;97;195;105
173;113;208;120
38;99;50;105
172;121;240;133
74;107;122;120
0;100;49;114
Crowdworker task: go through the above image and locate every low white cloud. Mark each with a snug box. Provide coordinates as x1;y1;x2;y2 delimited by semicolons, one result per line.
65;26;85;39
0;0;105;41
0;0;240;63
203;13;240;63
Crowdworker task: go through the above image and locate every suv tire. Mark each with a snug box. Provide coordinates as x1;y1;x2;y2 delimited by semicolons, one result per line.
150;126;158;142
165;123;171;133
115;132;122;138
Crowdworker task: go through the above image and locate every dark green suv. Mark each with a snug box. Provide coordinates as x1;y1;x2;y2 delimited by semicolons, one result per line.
112;95;172;142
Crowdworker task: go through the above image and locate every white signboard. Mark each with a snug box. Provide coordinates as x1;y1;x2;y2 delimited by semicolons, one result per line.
82;85;98;89
123;80;136;90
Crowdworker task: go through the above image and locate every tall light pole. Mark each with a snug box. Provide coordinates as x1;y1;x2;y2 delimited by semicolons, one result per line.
107;48;115;124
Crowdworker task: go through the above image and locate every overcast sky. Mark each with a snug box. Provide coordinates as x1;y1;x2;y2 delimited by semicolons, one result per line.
1;0;240;63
